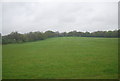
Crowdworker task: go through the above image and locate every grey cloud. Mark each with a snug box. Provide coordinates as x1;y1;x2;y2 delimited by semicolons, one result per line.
2;2;118;35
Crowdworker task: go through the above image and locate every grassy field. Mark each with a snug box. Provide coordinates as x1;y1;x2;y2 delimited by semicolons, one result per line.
2;37;118;79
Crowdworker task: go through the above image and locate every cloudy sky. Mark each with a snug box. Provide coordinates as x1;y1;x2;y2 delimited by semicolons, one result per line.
1;0;118;35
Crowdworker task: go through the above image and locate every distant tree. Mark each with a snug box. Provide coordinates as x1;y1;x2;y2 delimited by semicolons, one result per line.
67;31;79;36
8;32;23;43
118;29;120;38
0;33;1;44
2;29;119;44
59;32;67;37
84;31;91;37
44;31;56;38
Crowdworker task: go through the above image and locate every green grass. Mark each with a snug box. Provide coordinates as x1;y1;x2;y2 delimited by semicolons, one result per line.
0;44;2;80
2;37;118;79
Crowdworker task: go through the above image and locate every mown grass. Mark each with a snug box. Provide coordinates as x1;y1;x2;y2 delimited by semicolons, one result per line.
2;37;118;79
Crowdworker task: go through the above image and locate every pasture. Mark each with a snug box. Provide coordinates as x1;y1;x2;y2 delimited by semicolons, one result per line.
2;37;118;79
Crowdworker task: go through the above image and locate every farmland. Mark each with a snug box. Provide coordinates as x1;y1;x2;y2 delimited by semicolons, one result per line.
2;37;118;79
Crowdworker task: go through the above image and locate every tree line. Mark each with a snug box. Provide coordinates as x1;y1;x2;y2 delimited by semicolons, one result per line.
1;29;120;44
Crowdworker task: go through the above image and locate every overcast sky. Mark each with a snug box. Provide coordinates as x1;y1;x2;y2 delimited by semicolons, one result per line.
1;1;118;35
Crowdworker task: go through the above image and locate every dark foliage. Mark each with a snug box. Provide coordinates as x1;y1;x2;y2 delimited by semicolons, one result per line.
2;29;119;44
